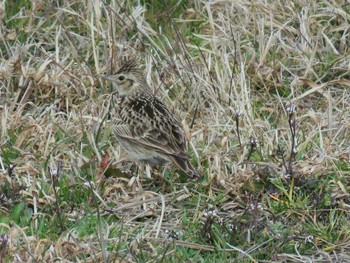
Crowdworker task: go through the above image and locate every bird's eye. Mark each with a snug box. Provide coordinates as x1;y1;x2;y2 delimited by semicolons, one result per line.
118;76;125;81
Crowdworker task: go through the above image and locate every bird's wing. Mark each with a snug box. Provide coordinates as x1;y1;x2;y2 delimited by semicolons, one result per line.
113;96;188;159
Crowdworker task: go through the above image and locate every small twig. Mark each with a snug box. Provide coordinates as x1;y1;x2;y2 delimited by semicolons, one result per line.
155;194;166;238
277;145;289;174
286;104;297;176
234;108;243;148
94;95;114;150
190;101;199;129
18;78;35;105
49;163;66;231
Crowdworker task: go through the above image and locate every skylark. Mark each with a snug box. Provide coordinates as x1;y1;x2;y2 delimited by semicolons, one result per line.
100;60;199;178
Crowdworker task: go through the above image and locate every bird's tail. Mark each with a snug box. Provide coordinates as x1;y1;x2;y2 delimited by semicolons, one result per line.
171;155;201;179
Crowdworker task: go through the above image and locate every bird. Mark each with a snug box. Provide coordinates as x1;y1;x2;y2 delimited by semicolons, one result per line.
100;60;199;178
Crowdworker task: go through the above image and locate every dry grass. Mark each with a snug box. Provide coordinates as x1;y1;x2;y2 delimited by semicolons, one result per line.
1;0;350;262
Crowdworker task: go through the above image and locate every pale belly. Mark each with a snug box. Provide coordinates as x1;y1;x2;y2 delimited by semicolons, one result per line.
117;136;169;165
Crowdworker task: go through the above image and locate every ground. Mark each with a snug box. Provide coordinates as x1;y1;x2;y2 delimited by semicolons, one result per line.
0;0;350;262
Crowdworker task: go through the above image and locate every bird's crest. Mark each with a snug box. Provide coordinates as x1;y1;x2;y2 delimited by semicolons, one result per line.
116;59;139;74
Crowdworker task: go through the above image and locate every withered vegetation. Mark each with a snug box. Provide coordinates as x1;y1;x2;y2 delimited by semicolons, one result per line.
0;0;349;262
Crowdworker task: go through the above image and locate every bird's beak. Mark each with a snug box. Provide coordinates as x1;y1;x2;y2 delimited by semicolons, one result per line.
98;74;113;80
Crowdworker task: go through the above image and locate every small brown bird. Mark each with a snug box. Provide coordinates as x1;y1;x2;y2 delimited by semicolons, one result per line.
100;60;199;178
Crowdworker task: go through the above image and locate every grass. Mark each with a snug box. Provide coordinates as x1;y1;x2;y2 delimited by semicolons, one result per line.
1;0;350;262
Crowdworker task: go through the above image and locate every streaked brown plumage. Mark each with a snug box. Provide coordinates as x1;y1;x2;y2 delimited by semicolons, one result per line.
100;60;199;178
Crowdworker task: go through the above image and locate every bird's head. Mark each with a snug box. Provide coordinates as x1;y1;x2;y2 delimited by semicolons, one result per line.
100;60;149;96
